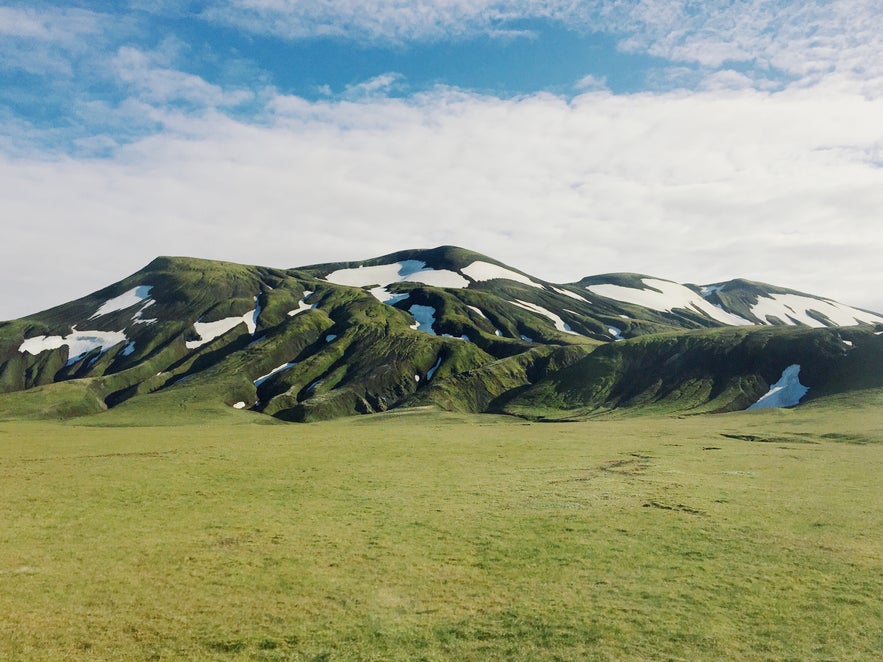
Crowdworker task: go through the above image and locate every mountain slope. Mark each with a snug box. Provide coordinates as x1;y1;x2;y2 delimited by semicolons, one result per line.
1;246;880;422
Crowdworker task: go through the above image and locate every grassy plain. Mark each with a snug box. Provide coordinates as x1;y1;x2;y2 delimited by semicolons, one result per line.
1;392;881;660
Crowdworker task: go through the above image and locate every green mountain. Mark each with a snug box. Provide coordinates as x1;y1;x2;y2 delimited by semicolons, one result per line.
1;246;881;421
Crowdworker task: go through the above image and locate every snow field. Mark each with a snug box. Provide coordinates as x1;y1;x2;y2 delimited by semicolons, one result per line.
750;294;883;327
748;364;809;409
461;261;540;288
19;328;128;365
325;260;468;303
588;279;753;326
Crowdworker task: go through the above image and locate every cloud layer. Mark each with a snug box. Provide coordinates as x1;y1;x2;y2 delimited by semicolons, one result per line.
1;1;883;319
3;79;883;319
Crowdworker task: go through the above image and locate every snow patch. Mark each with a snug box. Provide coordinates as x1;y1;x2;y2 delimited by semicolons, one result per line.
131;300;157;325
370;287;410;304
414;374;420;382
700;284;725;297
588;279;753;326
461;261;540;288
842;339;853;348
442;334;470;341
186;301;259;350
90;286;152;319
750;294;883;328
232;401;247;409
608;326;624;341
466;305;489;321
121;341;136;356
288;291;316;316
408;305;437;335
325;334;337;342
325;260;468;303
19;328;128;365
494;329;503;337
551;286;587;302
427;356;442;381
511;299;580;335
749;365;809;409
254;361;297;388
247;295;261;334
520;335;533;342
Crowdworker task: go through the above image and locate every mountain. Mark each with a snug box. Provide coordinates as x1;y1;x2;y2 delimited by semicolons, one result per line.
1;246;881;422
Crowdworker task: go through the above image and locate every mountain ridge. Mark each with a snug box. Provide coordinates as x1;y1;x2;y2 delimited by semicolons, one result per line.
1;246;881;422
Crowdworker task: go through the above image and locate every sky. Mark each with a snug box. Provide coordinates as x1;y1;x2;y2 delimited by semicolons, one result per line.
2;0;883;320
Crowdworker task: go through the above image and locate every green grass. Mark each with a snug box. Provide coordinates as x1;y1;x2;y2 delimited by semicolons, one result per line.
1;396;881;660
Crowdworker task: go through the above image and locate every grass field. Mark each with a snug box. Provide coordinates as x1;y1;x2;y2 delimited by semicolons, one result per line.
1;393;881;660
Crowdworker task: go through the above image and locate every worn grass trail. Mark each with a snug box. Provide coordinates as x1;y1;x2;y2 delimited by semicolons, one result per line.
0;401;881;660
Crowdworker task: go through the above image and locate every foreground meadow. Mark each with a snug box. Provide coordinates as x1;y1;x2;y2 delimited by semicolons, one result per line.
1;395;881;660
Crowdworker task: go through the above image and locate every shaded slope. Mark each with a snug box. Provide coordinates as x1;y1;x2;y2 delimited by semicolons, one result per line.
502;326;883;420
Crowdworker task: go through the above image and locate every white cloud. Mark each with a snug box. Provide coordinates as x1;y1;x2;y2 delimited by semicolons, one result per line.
2;79;883;320
0;6;110;76
344;73;406;99
113;47;255;108
201;1;883;92
574;74;607;92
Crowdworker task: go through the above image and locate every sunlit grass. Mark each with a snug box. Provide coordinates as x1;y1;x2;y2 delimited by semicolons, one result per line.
1;398;881;660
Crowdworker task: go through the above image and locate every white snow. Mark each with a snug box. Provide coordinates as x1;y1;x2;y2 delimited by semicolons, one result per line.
427;356;442;381
551;286;587;302
232;401;247;409
495;329;503;337
414;374;420;382
588;279;753;326
749;364;809;409
90;286;153;319
520;334;533;342
325;334;337;342
131;300;157;325
842;339;854;347
700;284;725;297
408;304;437;334
19;327;128;365
466;305;490;321
511;299;580;335
121;341;136;356
253;361;297;387
442;334;470;341
461;261;541;288
749;293;883;328
410;269;470;288
325;260;467;303
369;287;410;304
186;301;259;350
246;295;261;334
288;291;316;316
608;326;624;341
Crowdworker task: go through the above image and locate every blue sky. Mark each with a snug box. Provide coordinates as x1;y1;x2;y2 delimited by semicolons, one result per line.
2;1;883;319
